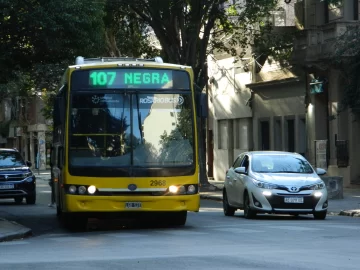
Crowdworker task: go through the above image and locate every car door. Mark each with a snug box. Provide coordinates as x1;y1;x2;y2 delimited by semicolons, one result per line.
226;154;244;205
233;155;250;207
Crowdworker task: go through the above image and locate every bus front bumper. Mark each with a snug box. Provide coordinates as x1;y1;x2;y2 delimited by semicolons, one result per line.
63;194;200;213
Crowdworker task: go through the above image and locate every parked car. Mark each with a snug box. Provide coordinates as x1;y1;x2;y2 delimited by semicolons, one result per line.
0;148;36;204
223;151;328;220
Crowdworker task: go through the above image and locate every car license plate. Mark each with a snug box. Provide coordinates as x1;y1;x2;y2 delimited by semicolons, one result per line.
284;197;304;203
125;202;142;209
0;184;14;189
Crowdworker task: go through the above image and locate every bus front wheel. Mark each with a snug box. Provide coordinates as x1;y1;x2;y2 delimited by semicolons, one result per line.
60;214;88;231
168;211;187;226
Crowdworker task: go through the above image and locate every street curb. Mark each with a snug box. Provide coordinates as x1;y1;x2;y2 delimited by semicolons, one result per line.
0;219;33;242
339;210;360;217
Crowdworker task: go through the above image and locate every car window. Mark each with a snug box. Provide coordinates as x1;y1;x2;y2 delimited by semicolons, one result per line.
0;151;26;167
251;154;313;173
240;155;249;172
232;154;244;168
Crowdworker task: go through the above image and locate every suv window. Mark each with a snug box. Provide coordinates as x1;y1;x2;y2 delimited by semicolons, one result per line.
0;151;26;167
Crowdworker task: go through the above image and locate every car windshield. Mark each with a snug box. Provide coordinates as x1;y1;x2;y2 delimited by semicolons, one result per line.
0;151;25;167
251;154;313;174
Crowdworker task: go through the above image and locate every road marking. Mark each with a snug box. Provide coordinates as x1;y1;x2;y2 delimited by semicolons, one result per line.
322;225;360;230
0;241;30;245
267;225;322;231
155;230;208;236
214;228;265;233
103;233;145;238
47;236;88;242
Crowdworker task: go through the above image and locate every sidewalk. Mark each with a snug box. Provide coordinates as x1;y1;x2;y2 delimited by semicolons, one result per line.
1;175;359;242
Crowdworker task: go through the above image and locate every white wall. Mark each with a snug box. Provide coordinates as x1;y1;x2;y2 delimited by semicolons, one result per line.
208;55;253;181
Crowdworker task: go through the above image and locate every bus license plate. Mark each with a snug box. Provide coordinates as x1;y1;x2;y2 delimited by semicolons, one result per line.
125;202;142;209
0;184;14;189
284;197;304;203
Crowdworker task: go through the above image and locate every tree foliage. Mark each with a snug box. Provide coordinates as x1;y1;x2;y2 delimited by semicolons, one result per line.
331;25;360;111
124;0;282;90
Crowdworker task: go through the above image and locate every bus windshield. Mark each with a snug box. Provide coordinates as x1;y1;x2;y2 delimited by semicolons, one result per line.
69;92;194;168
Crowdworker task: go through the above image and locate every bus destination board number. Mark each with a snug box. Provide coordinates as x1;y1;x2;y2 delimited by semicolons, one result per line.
89;70;173;88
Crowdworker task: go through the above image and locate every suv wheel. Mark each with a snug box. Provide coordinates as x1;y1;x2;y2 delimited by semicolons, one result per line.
26;194;36;205
14;197;23;204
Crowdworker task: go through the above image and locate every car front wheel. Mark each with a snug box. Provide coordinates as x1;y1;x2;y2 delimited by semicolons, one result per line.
223;189;236;216
313;211;327;220
243;192;257;219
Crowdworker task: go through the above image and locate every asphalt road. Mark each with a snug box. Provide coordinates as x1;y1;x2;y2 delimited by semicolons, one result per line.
0;178;360;269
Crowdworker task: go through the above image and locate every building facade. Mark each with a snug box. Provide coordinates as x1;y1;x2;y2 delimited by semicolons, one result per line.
292;0;360;186
207;0;301;182
0;95;51;170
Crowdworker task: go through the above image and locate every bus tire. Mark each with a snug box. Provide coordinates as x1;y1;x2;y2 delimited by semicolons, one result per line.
61;214;88;231
169;211;187;226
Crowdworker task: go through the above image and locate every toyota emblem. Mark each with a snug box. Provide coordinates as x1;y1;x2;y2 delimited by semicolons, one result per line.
290;186;298;192
4;175;8;180
128;184;137;191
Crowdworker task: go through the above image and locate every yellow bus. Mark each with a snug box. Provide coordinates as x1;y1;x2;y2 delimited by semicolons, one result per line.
51;56;201;230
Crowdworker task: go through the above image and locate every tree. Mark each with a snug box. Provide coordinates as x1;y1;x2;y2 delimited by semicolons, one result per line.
0;0;107;123
331;25;360;112
120;0;283;184
125;0;281;89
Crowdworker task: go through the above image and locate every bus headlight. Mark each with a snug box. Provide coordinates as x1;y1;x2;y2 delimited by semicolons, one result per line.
187;185;196;194
69;185;77;194
88;185;96;194
78;186;87;195
169;185;179;193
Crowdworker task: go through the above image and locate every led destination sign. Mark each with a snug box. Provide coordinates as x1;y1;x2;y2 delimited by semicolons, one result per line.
71;68;190;90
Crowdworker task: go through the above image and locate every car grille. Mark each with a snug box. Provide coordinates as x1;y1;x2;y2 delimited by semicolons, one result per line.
276;185;314;192
0;174;26;182
267;194;320;210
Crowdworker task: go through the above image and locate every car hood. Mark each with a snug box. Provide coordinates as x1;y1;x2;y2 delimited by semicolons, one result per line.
0;167;31;174
251;172;322;186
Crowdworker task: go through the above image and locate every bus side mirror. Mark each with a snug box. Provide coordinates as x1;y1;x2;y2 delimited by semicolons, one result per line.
196;93;208;118
58;146;64;169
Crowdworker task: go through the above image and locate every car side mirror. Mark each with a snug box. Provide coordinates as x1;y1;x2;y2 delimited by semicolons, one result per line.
26;161;32;167
316;168;326;175
234;167;246;174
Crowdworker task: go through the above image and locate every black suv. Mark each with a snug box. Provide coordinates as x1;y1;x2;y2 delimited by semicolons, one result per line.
0;148;36;204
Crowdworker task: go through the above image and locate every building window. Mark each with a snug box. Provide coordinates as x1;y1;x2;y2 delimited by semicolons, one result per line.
328;0;344;21
269;8;286;26
298;117;306;156
336;140;349;167
218;120;228;149
285;117;295;152
259;119;270;150
233;118;250;149
274;117;282;151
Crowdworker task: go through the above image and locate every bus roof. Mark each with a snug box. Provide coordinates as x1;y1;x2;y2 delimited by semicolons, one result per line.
69;56;192;70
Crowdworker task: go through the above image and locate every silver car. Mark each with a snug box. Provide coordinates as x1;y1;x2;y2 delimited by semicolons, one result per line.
223;151;328;219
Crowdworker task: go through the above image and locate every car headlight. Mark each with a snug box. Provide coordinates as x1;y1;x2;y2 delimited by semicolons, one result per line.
22;172;33;178
252;179;278;189
309;181;326;190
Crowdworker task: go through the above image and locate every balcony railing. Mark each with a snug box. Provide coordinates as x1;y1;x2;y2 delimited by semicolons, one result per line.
292;21;360;64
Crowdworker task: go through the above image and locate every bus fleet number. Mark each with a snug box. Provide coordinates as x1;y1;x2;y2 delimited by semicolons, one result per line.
150;180;166;186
